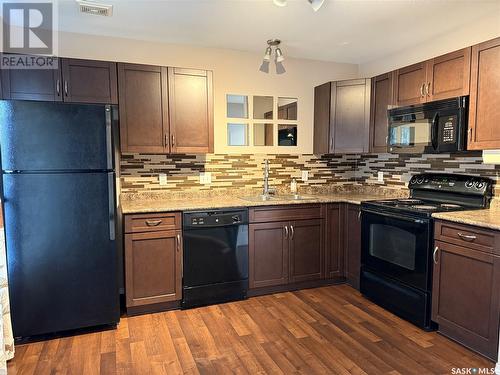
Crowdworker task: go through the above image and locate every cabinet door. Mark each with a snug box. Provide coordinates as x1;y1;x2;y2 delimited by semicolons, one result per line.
118;63;168;153
289;219;324;283
313;82;332;154
432;240;500;360
61;59;118;104
1;56;62;101
426;48;471;102
125;230;182;307
345;204;361;289
468;37;500;150
332;79;371;153
325;204;344;279
369;73;393;152
394;62;427;106
249;222;289;288
168;68;213;153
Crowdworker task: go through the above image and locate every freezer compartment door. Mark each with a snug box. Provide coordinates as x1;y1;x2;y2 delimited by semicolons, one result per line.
0;101;113;171
3;172;119;338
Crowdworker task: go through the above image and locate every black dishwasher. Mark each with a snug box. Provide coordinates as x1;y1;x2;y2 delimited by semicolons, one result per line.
182;208;249;309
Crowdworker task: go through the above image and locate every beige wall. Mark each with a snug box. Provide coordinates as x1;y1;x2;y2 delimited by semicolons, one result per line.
57;31;358;154
359;13;500;77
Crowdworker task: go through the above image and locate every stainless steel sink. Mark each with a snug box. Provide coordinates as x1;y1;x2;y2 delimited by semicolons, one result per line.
238;194;317;202
238;195;277;202
276;194;317;201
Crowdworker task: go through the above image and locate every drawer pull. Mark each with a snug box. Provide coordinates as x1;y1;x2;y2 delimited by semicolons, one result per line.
457;232;477;242
284;225;289;239
145;219;162;227
290;225;294;240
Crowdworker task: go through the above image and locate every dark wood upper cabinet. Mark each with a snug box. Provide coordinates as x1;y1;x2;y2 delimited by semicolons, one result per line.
468;37;500;150
61;59;117;104
289;219;324;283
313;82;332;154
118;63;168;154
313;79;370;154
369;72;394;153
394;62;427;106
249;222;289;289
394;48;471;107
1;56;62;101
325;204;345;279
167;68;213;153
426;48;471;101
345;204;361;289
432;237;500;361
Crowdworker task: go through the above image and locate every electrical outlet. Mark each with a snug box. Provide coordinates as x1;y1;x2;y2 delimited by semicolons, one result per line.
378;171;384;183
301;170;309;182
159;173;167;186
200;172;212;184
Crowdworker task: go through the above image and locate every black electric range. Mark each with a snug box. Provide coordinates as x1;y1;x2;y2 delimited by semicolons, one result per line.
360;173;493;330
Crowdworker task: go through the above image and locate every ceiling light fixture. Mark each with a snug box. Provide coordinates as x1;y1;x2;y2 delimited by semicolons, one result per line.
260;39;286;74
272;0;325;11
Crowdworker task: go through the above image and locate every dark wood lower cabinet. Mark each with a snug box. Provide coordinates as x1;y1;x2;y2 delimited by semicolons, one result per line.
289;219;324;283
124;213;183;314
325;204;345;279
249;221;289;289
345;204;362;289
432;238;500;361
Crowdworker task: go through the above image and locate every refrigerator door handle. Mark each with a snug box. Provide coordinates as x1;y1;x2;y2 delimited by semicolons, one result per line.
108;173;116;241
105;106;113;170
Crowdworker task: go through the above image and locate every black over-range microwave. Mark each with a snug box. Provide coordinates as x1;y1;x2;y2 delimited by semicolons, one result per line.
388;96;468;154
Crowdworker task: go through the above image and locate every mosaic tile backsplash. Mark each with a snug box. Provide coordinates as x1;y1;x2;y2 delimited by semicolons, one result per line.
120;151;500;195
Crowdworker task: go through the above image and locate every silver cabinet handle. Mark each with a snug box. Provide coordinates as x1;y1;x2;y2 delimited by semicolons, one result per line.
290;225;294;240
56;79;60;96
284;225;289;239
426;82;431;96
468;128;473;142
172;134;175;146
433;246;439;264
145;219;162;227
457;232;477;242
164;134;168;148
329;138;333;152
64;81;68;96
358;210;361;220
420;83;425;97
176;234;181;252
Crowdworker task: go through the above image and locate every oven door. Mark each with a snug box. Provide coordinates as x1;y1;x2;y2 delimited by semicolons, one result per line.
361;209;432;291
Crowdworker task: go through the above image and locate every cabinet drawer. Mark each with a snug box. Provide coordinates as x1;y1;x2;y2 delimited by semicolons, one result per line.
249;204;324;223
435;220;499;254
125;212;181;233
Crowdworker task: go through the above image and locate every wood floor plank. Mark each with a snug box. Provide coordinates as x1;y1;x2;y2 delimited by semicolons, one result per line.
6;285;495;375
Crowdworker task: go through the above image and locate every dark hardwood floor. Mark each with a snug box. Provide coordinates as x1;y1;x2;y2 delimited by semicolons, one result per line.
8;285;494;374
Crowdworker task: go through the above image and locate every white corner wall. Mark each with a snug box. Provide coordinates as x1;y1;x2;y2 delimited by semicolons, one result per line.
359;13;500;77
57;31;359;154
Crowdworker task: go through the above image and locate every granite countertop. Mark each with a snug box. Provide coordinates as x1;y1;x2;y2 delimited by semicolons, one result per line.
432;207;500;231
120;189;405;214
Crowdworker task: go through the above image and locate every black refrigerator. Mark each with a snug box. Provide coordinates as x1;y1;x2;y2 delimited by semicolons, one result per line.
0;100;120;339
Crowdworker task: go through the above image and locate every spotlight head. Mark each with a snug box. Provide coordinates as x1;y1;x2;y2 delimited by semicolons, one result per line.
275;47;285;63
308;0;325;11
273;0;287;7
263;46;272;61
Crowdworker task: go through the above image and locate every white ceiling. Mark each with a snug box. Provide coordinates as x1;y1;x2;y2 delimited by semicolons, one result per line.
56;0;500;64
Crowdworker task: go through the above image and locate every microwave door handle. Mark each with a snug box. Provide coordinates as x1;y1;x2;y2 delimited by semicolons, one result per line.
431;112;439;151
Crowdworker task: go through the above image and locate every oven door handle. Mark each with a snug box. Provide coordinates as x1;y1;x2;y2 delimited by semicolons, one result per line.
362;209;427;224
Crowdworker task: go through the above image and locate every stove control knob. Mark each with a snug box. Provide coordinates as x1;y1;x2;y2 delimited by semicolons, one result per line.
475;181;485;189
465;180;474;188
416;177;424;184
410;176;417;184
232;215;240;223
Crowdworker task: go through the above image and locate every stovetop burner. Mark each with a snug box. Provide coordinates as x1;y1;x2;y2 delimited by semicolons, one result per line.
362;198;471;217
